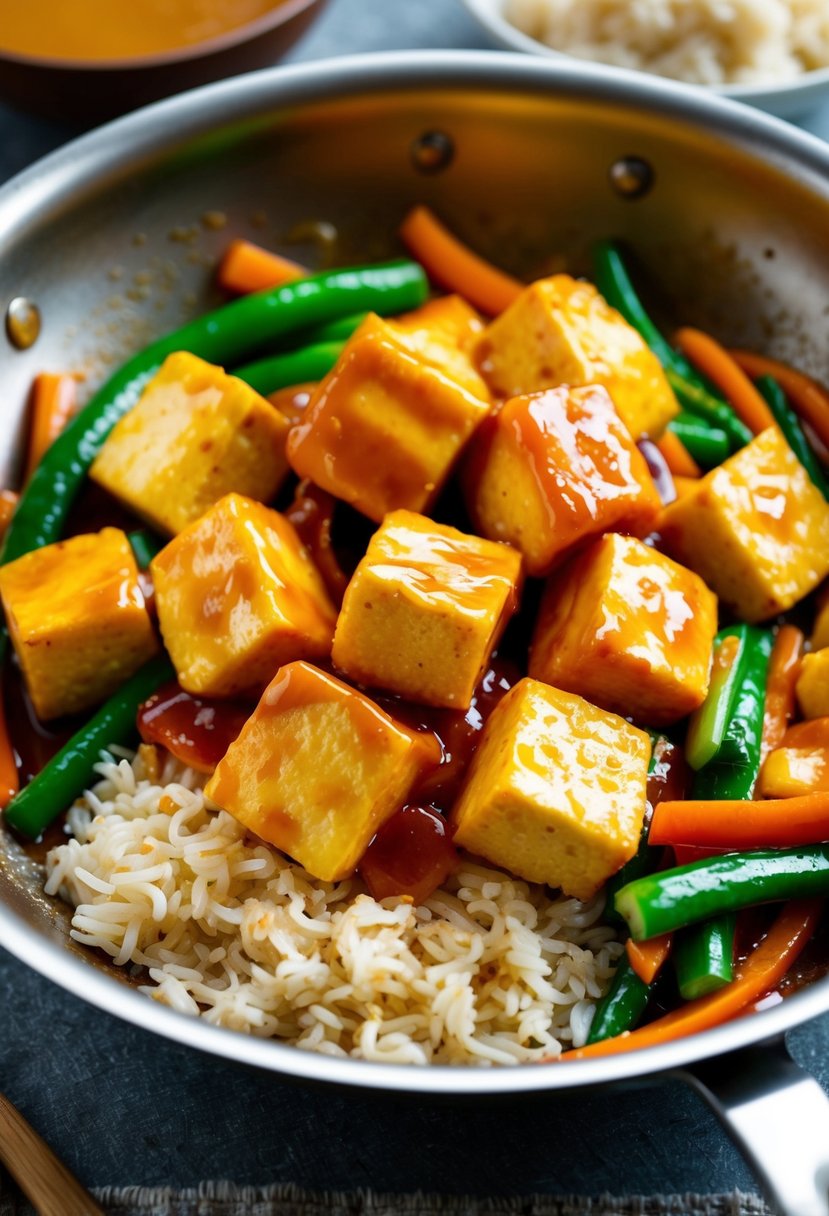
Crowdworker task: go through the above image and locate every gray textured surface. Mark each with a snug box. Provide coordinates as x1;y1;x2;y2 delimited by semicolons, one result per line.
2;0;829;1200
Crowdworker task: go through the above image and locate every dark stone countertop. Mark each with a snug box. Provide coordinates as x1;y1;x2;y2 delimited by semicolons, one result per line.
2;0;829;1200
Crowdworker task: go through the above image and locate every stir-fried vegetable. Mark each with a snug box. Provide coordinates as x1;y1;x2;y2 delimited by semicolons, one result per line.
585;955;650;1046
675;328;776;435
651;792;829;850
616;846;829;940
656;430;701;478
665;368;752;450
755;375;829;499
400;205;523;315
667;415;730;468
626;934;672;985
685;632;744;771
565;901;820;1059
730;349;829;451
217;238;305;295
673;914;735;999
24;373;77;483
235;340;345;396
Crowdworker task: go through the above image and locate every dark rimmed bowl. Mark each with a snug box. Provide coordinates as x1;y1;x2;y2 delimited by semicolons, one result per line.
0;0;326;121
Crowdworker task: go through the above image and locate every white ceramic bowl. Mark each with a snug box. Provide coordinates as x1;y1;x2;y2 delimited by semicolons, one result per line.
461;0;829;119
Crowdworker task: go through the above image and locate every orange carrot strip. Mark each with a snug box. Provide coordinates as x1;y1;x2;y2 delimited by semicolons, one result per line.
760;625;805;766
650;792;829;850
399;205;522;316
217;239;305;295
676;328;776;435
656;430;701;478
730;349;829;451
25;374;77;482
626;934;673;985
563;900;820;1059
0;490;19;541
0;685;18;810
671;475;699;499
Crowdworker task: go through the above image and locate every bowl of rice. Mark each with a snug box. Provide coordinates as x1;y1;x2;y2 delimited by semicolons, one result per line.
461;0;829;117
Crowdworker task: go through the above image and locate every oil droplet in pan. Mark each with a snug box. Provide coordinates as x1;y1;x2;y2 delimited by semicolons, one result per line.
5;297;41;350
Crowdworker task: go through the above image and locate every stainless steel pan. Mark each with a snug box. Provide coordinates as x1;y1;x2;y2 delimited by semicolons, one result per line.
2;51;829;1214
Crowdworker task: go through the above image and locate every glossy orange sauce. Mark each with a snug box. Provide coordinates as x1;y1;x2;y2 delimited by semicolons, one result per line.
1;0;287;61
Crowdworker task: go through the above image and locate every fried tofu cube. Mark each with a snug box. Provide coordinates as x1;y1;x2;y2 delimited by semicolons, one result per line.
205;660;439;881
796;649;829;720
450;678;650;900
151;493;336;697
475;275;678;439
0;527;157;721
389;295;491;401
286;314;491;522
661;427;829;623
464;385;661;576
90;351;290;536
529;534;717;727
332;509;522;710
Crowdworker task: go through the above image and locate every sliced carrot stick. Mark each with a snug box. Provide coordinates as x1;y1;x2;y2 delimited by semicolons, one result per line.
676;328;776;435
760;624;805;766
399;205;523;316
730;349;829;451
626;934;673;985
656;429;701;478
217;239;305;295
25;373;77;481
671;475;699;499
650;792;829;850
0;684;19;810
0;490;19;541
563;900;820;1059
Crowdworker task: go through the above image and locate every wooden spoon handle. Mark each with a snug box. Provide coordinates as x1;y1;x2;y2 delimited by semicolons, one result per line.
0;1091;103;1215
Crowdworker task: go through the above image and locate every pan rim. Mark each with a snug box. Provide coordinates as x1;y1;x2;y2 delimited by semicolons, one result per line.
2;48;829;1091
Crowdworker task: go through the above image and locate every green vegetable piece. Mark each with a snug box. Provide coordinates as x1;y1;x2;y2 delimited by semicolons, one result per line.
685;626;749;771
756;375;829;501
668;416;730;468
127;530;164;571
300;312;368;344
603;733;661;923
585;955;651;1045
4;654;175;840
692;628;773;801
615;845;829;941
673;913;736;1000
234;340;345;396
1;261;427;567
665;369;752;452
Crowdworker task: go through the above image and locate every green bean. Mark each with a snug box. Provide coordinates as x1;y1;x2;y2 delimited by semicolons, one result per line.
673;914;736;999
615;845;829;941
756;375;829;500
585;955;651;1045
685;626;749;772
665;369;752;452
4;654;174;839
668;417;730;468
127;530;164;571
234;341;345;396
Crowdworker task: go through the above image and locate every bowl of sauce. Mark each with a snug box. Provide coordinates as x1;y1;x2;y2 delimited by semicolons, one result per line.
0;0;326;120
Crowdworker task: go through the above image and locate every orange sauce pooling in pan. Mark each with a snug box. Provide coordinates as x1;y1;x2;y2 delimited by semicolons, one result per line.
1;0;288;61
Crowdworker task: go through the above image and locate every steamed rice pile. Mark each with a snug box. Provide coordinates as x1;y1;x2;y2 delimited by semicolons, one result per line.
44;747;621;1065
504;0;829;85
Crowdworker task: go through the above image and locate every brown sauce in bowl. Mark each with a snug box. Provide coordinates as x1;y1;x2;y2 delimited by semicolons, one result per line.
1;0;290;62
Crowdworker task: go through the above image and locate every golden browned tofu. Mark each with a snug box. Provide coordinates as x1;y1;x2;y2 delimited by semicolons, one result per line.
464;385;661;576
0;528;157;721
530;534;717;727
286;315;491;523
390;295;491;401
796;649;829;720
151;494;336;697
475;276;678;439
90;351;290;536
205;660;439;881
450;678;650;900
661;427;829;623
332;509;522;709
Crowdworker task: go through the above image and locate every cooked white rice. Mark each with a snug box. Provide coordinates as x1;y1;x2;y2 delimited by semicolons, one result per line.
44;747;622;1065
504;0;829;85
